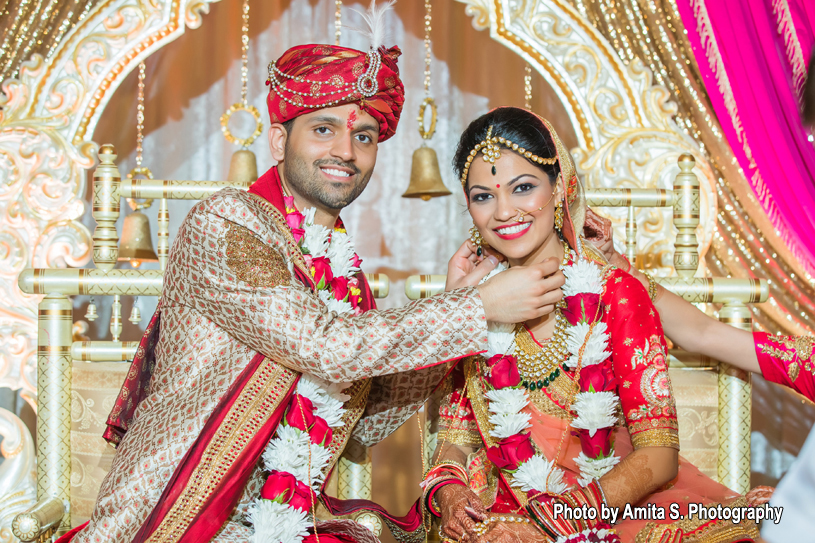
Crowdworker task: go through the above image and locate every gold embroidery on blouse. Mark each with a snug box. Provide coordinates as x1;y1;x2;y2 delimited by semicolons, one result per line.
789;361;801;382
225;222;291;289
630;428;679;450
528;389;573;420
759;343;795;362
627;416;678;435
784;335;815;362
444;427;484;447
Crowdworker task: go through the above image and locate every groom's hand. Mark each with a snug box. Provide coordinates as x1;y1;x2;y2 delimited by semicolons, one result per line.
477;258;564;324
445;240;504;291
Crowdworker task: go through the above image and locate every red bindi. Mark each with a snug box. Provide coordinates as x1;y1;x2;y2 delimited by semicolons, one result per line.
347;110;357;130
496;184;501;188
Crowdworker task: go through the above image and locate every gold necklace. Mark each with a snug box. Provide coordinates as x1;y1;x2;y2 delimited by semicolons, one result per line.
511;242;574;389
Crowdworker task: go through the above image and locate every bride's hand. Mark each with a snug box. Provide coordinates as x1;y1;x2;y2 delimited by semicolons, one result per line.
437;484;488;541
445;240;504;291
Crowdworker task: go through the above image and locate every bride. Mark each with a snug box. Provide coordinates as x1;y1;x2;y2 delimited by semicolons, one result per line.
424;107;761;543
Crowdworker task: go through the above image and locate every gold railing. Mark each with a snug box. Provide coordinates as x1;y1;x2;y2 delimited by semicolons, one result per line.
405;154;763;495
14;144;389;540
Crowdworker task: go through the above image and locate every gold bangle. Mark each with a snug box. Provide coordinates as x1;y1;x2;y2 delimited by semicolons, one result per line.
641;271;658;303
472;514;531;536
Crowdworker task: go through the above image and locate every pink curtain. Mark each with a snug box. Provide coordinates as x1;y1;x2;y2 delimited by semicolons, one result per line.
676;0;815;273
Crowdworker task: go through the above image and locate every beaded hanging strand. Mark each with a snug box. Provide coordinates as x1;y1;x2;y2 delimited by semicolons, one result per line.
524;64;532;110
334;0;342;45
220;0;263;148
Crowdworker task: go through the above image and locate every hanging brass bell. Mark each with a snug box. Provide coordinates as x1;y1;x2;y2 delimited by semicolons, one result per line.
227;149;259;185
402;145;451;201
119;210;158;268
85;298;98;322
129;304;141;325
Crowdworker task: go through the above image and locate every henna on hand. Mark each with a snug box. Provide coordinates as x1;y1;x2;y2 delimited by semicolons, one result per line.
599;448;678;508
437;484;488;540
746;485;774;507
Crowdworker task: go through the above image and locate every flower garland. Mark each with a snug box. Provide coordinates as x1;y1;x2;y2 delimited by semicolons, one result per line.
479;253;622;539
284;195;364;316
247;198;360;543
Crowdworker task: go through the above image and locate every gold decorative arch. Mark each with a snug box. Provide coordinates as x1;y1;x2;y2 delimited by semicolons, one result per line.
457;0;718;272
0;0;223;404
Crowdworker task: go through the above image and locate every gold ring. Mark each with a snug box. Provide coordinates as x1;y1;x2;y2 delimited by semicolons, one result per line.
220;102;263;147
417;97;438;140
126;167;154;210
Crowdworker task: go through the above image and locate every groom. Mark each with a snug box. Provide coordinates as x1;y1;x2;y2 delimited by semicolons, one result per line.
63;42;566;543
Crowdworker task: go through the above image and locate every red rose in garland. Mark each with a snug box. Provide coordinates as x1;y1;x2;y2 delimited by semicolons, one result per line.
486;433;535;470
311;257;333;288
285;394;316;431
562;293;602;326
579;363;617;393
308;416;333;446
487;354;521;389
575;427;614;458
330;276;350;301
260;471;315;511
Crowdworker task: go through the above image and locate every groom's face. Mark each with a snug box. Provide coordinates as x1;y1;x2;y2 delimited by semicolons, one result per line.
278;104;379;212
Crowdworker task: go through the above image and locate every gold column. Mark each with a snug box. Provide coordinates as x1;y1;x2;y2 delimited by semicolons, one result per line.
337;440;381;535
110;295;122;341
92;145;121;270
673;154;700;278
157;198;169;270
717;301;752;494
37;294;73;534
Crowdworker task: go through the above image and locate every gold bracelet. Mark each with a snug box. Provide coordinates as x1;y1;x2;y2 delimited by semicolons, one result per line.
472;514;531;536
641;271;658;303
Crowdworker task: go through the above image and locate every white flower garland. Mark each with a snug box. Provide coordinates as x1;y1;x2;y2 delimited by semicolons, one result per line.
482;256;621;495
301;210;360;284
248;207;358;543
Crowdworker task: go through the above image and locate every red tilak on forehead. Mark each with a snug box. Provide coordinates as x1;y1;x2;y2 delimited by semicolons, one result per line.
347;110;357;130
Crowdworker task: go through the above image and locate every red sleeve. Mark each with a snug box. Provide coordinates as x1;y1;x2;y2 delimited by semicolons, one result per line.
754;332;815;402
602;268;679;450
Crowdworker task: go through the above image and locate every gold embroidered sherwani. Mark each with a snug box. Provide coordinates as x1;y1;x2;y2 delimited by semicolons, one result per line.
75;188;488;543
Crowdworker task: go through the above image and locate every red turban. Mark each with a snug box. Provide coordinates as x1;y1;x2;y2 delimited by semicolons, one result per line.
266;44;405;142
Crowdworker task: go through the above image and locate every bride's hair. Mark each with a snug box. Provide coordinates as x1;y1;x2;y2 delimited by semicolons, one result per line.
453;107;560;189
453;107;586;238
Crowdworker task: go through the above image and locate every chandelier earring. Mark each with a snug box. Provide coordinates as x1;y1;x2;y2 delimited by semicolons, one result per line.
554;199;564;231
470;226;486;257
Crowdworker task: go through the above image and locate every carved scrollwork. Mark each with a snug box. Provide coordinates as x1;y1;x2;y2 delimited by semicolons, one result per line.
0;408;37;543
0;0;222;408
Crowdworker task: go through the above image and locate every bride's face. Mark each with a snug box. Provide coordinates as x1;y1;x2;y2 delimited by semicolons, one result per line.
467;152;563;263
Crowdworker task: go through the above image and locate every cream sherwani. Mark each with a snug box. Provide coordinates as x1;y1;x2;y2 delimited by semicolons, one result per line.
75;188;488;543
